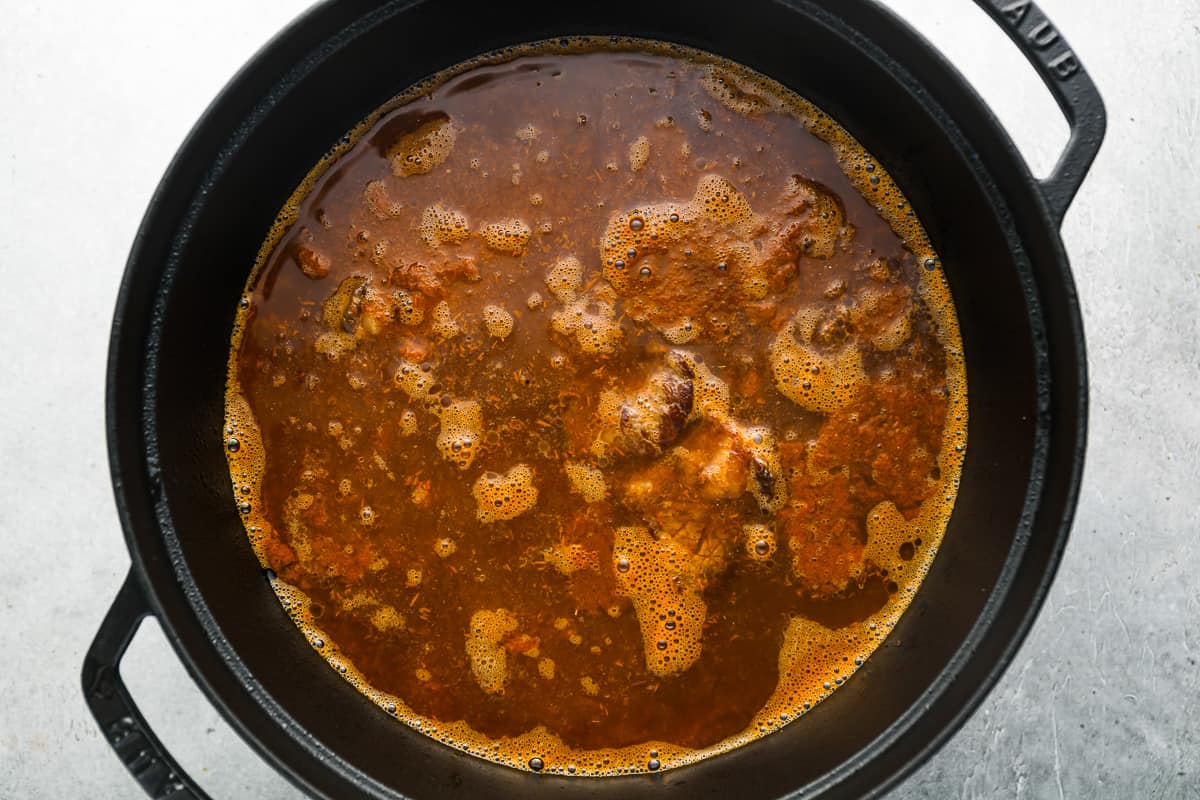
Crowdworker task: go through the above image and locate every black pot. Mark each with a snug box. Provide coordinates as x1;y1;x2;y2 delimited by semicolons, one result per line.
83;1;1104;797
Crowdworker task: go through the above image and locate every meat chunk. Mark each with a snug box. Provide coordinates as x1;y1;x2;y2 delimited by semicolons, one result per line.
296;243;331;279
619;417;787;586
579;353;784;516
670;418;786;512
568;352;697;460
611;422;775;676
389;256;479;299
618;352;695;454
678;425;748;503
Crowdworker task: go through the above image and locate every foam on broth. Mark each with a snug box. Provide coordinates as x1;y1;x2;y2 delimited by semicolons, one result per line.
225;37;966;776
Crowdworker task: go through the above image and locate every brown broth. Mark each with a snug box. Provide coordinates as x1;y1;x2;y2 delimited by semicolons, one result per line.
225;39;966;776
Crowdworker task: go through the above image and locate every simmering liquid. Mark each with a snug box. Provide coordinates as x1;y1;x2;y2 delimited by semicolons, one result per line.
225;39;966;776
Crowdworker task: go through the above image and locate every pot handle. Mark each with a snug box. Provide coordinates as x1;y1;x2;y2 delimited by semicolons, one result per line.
972;0;1107;226
82;570;212;800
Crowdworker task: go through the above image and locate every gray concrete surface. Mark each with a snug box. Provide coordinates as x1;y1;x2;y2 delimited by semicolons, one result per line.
1;0;1196;797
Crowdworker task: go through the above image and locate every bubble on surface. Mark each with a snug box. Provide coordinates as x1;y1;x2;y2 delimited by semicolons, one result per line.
480;218;532;256
466;609;518;694
431;300;461;339
782;175;853;260
598;174;771;341
473;464;538;523
340;592;375;613
543;544;601;576
628;135;650;171
483;305;515;339
394;360;436;401
221;393;269;565
545;256;584;303
436;399;483;469
550;285;624;356
612;526;706;677
371;605;405;632
864;500;922;573
420;203;471;247
389;115;457;176
660;318;699;345
321;274;366;329
846;282;914;353
392;289;424;327
743;523;777;560
564;462;607;503
700;69;777;116
314;331;356;360
769;307;864;413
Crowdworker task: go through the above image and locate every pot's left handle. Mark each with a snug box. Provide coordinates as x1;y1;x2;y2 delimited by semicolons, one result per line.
82;570;212;800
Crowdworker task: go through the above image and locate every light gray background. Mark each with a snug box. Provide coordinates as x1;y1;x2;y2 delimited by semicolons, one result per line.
1;0;1195;797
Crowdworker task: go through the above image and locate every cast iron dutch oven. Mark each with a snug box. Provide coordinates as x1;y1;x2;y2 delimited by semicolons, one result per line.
83;0;1105;797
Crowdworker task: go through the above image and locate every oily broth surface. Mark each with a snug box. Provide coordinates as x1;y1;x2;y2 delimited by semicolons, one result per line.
225;39;966;776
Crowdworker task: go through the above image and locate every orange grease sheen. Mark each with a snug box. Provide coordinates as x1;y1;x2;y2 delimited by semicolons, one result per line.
225;38;966;777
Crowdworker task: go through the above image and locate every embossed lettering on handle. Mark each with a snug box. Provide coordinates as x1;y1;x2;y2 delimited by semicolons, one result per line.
82;571;210;800
998;1;1078;77
975;0;1107;225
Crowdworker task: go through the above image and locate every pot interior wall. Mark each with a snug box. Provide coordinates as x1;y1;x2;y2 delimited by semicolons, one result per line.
141;1;1050;796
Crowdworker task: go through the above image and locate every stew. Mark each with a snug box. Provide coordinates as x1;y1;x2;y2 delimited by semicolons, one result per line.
224;39;966;776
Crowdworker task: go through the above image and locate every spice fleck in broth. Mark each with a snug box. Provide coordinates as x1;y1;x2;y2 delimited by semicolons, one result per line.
225;39;966;776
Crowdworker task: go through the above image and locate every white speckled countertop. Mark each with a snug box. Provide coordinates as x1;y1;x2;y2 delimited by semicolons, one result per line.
1;1;1196;797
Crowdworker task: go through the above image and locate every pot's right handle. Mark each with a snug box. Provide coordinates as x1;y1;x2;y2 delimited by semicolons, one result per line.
972;0;1106;226
82;569;211;800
